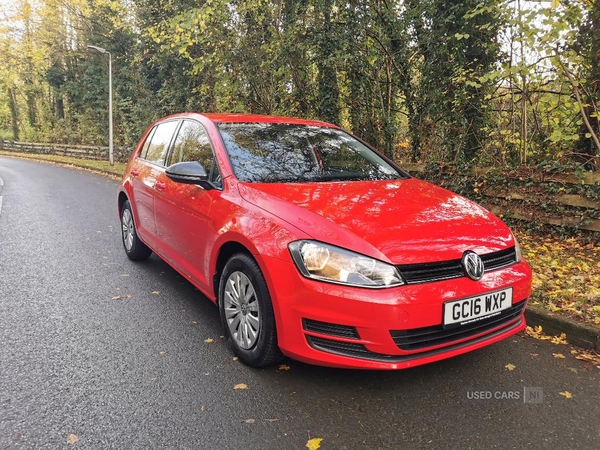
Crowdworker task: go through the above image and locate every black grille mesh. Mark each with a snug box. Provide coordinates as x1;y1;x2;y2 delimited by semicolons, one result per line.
303;319;359;339
397;247;517;284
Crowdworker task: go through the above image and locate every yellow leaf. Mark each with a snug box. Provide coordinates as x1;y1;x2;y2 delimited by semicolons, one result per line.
278;364;291;371
233;383;248;390
553;353;566;359
152;291;160;295
66;434;79;445
233;357;238;361
204;338;214;343
551;0;560;8
200;406;205;412
306;438;324;450
505;363;516;371
559;391;573;399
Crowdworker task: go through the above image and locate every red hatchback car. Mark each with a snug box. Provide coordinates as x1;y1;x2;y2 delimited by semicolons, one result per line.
118;113;532;369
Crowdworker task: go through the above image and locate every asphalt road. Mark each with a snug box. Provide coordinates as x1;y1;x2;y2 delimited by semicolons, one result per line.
0;156;598;450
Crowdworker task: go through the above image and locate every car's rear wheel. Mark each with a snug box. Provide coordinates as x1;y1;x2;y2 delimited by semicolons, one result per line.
121;200;152;261
219;253;283;367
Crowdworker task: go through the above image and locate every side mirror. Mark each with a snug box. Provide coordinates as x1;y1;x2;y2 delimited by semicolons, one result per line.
165;161;214;190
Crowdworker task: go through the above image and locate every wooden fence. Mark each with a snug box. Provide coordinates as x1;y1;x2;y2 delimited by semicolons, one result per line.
403;164;600;233
0;140;131;163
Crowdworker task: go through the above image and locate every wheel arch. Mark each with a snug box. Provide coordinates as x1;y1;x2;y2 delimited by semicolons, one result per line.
118;190;129;218
213;241;255;301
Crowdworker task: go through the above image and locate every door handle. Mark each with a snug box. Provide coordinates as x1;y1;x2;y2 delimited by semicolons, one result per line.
155;181;166;191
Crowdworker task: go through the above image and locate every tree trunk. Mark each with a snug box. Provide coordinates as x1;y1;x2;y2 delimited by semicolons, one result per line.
8;86;20;141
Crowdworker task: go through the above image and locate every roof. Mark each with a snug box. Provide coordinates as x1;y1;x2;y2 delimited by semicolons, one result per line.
201;113;338;128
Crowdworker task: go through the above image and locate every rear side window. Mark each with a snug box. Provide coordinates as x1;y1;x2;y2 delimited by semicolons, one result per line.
143;120;180;166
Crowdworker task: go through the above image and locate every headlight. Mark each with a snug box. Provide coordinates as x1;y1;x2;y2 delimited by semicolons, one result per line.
513;235;522;262
288;240;404;288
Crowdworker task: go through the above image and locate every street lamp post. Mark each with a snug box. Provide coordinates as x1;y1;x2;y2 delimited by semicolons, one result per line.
87;45;114;166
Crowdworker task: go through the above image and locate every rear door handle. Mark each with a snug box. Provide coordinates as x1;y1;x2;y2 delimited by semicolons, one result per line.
155;181;166;191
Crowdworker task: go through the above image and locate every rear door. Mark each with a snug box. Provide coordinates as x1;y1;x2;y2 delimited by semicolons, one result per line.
129;119;180;249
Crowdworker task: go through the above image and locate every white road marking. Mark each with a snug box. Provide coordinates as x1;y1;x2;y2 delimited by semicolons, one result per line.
0;176;3;215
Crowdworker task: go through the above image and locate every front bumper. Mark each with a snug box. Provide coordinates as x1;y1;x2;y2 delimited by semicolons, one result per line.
260;256;532;369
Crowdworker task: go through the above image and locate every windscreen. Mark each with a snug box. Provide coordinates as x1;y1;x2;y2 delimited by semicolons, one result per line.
217;123;406;183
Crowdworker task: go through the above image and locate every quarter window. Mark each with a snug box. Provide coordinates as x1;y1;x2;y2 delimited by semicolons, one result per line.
139;126;157;160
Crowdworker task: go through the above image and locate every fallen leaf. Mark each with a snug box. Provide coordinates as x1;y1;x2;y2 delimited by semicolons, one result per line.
152;291;160;295
559;391;573;399
242;419;255;424
120;273;129;277
220;335;225;339
530;353;539;357
66;434;79;445
159;350;168;355
278;364;291;371
568;367;578;374
233;357;238;361
264;418;278;422
111;296;122;300
505;363;516;371
306;438;323;450
233;383;248;390
551;333;568;345
191;321;197;324
553;353;566;359
204;338;214;343
200;406;205;412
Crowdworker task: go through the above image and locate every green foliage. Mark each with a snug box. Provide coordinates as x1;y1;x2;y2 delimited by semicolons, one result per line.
0;0;597;170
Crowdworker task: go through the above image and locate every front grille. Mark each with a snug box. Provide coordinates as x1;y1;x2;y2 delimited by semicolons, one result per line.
397;247;517;284
390;300;527;351
303;319;359;339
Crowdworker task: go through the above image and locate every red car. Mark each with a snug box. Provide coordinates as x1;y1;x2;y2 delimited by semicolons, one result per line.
118;113;532;369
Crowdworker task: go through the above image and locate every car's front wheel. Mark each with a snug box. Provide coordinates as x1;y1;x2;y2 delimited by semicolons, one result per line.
219;253;283;367
120;200;152;261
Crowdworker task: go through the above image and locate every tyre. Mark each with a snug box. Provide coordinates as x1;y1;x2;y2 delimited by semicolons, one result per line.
219;253;283;367
120;200;152;261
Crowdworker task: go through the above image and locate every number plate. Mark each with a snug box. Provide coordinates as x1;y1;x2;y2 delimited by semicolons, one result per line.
443;288;513;327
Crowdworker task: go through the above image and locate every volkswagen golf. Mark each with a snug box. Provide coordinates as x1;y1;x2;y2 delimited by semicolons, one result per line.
117;113;532;369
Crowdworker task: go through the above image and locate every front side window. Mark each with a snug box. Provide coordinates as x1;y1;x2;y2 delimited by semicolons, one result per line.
144;120;179;166
217;123;405;183
169;120;222;188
